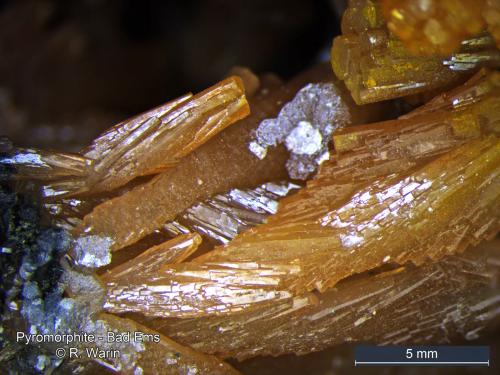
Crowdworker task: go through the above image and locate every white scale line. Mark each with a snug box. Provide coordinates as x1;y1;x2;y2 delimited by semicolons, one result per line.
355;361;490;366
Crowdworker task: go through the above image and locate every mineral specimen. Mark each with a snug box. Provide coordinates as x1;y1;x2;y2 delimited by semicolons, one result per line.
105;136;498;318
72;235;114;268
381;0;500;54
77;64;379;252
81;314;240;375
0;181;72;374
83;76;250;193
102;73;500;318
331;70;500;170
0;146;92;180
156;238;500;360
0;224;239;375
3;2;500;371
331;0;500;104
164;181;300;244
0;144;93;199
44;197;101;231
1;76;250;202
49;263;240;374
102;233;202;282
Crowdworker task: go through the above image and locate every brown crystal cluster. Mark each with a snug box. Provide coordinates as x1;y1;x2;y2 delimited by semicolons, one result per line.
160;238;500;359
3;76;249;201
381;0;500;54
103;70;500;319
331;0;500;104
93;70;498;373
1;3;500;374
83;77;250;194
71;64;384;255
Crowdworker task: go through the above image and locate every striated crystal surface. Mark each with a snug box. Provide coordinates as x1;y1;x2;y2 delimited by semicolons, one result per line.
165;182;300;244
102;75;500;318
4;2;500;371
103;137;499;317
381;0;500;55
58;263;239;374
83;314;240;374
331;70;500;169
156;239;500;360
83;76;250;193
201;136;500;289
104;261;297;317
76;65;374;252
331;0;500;104
102;233;202;282
0;146;94;199
0;147;92;180
40;178;91;200
400;68;500;116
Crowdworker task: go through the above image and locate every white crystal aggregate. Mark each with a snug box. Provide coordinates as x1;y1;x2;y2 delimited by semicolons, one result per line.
72;235;113;268
249;82;350;179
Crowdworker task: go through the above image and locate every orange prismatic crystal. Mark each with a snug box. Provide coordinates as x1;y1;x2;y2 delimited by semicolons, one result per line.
4;2;500;373
156;239;500;360
0;145;94;199
0;147;92;180
381;0;500;54
77;65;380;253
0;77;250;201
102;74;500;318
331;0;500;104
330;70;500;177
83;314;240;374
83;76;249;193
101;233;202;282
103;136;499;320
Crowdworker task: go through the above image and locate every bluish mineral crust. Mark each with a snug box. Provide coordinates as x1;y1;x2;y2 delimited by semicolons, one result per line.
0;141;109;374
0;144;80;374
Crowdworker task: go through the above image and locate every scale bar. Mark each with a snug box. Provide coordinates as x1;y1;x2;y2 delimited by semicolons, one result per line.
355;361;490;366
355;345;490;367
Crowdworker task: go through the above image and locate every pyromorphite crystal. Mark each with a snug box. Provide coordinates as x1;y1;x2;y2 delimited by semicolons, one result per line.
332;70;500;158
331;0;500;104
0;147;92;180
102;233;202;282
1;77;250;201
216;136;500;280
155;238;500;360
5;2;500;373
101;70;500;318
381;0;500;54
0;146;94;199
83;76;250;193
102;139;500;318
83;314;240;374
77;65;383;253
164;181;300;244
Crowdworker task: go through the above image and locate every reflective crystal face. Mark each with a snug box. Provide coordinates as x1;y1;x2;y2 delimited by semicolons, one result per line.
1;2;499;372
